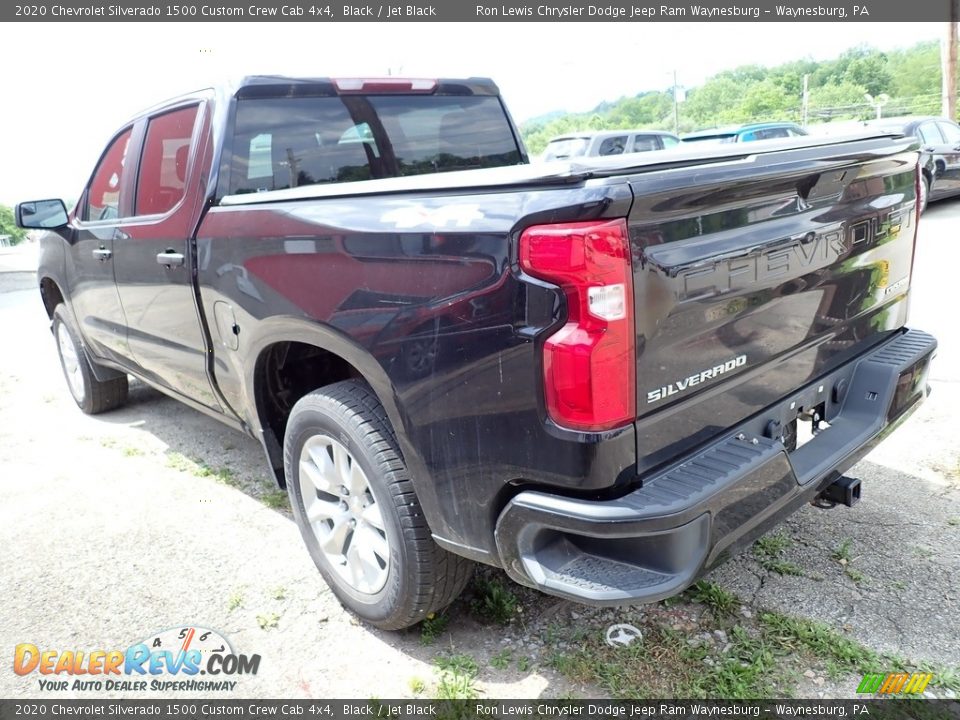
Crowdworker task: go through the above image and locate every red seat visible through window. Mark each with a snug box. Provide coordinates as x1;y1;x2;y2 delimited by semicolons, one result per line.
136;105;199;216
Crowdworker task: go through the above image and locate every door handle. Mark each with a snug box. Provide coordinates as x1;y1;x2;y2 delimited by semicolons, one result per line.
157;250;185;268
92;247;112;261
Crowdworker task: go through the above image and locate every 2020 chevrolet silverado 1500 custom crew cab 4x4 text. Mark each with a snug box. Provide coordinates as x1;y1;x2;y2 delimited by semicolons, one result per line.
18;76;936;629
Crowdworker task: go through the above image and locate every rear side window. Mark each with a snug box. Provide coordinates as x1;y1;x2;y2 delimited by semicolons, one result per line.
84;128;132;222
136;105;200;216
597;136;627;156
227;94;522;194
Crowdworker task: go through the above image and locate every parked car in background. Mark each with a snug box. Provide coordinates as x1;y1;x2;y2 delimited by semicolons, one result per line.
683;122;807;145
540;129;680;161
867;116;960;212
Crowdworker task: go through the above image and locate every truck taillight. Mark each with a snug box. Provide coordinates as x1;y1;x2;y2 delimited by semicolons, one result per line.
519;219;636;432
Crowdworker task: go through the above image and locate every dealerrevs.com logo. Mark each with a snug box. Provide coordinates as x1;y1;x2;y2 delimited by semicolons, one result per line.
13;626;260;692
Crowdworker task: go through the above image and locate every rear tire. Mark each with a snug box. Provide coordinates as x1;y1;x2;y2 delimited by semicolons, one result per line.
52;305;128;415
284;379;473;630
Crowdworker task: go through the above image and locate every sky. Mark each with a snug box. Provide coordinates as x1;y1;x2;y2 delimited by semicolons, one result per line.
1;21;943;205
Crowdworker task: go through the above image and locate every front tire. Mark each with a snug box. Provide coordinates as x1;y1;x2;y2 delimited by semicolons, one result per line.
52;305;128;414
284;380;473;630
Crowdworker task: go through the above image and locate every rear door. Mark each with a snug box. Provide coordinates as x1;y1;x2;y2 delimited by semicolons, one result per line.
111;100;223;412
626;137;919;472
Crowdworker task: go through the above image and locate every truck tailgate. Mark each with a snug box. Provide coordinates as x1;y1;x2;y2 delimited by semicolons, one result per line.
627;136;920;475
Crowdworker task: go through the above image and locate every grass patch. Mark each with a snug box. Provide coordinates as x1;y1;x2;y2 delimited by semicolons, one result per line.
516;656;531;672
547;610;959;699
490;649;512;670
434;654;480;700
261;491;289;509
470;577;519;624
758;611;899;674
272;586;286;600
753;531;804;576
419;612;450;645
165;451;241;487
256;612;280;630
546;624;784;699
948;517;960;527
122;446;144;457
687;580;738;617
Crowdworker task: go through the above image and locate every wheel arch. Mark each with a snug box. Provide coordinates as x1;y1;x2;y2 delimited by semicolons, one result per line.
243;317;422;492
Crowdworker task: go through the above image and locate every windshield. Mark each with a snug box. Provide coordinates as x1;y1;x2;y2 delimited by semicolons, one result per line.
542;137;589;161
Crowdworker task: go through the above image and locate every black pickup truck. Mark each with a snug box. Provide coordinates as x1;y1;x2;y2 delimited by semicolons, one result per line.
17;76;935;630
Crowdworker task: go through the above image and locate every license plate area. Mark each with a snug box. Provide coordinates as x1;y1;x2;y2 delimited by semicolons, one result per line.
783;401;830;453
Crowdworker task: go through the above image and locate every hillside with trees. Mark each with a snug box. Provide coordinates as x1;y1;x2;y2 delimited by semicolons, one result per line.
521;41;944;155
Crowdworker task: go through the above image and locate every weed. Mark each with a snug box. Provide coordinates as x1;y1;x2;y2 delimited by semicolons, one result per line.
100;437;118;448
891;580;907;591
832;539;853;563
687;580;738;617
408;676;426;695
272;586;286;601
844;568;867;584
948;517;960;527
471;578;518;624
227;590;244;611
419;612;449;645
490;649;512;670
434;654;480;700
122;446;144;457
753;531;803;576
256;612;280;630
516;656;531;672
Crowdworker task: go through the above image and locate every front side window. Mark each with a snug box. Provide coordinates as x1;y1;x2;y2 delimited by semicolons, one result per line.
661;135;679;148
937;121;960;145
918;123;944;146
84;128;132;221
226;94;522;195
542;137;588;161
631;135;661;152
136;105;200;216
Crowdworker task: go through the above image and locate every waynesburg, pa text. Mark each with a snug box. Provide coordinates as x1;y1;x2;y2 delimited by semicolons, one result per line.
474;3;867;17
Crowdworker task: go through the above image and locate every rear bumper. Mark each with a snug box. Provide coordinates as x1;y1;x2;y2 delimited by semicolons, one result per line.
494;328;936;605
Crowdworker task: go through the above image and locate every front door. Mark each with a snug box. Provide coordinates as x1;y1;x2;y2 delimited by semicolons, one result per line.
67;127;134;366
112;101;223;412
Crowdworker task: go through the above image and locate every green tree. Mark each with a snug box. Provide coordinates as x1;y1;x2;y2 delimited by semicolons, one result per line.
0;205;27;245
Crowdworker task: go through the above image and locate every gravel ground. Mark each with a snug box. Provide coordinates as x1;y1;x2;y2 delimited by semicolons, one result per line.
1;200;958;700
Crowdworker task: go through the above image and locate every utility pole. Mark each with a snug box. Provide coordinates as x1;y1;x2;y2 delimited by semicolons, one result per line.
801;74;809;127
943;11;958;119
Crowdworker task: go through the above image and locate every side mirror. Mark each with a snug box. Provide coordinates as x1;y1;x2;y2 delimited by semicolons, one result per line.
16;199;68;230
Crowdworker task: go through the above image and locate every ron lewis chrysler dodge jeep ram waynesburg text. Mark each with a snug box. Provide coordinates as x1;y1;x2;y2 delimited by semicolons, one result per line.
17;76;935;629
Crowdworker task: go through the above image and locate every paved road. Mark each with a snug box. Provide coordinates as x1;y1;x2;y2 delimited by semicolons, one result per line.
1;200;958;699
